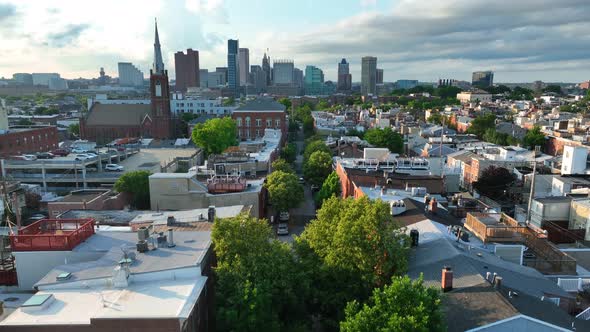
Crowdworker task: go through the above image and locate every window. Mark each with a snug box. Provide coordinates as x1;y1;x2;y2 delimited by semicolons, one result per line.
256;129;260;137
236;117;242;126
266;119;272;127
245;117;251;127
275;119;281;127
256;118;262;127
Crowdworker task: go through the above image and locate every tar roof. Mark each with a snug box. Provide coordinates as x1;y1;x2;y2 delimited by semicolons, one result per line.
234;98;286;112
35;230;211;288
86;103;150;126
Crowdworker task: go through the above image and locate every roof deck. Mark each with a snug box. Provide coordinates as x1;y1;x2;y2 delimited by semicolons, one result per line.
10;218;95;251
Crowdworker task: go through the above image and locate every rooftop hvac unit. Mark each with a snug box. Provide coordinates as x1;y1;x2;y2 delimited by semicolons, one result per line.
137;227;149;242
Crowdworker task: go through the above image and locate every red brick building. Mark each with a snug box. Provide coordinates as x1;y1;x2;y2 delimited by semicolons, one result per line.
174;49;200;92
232;98;287;141
0;126;58;157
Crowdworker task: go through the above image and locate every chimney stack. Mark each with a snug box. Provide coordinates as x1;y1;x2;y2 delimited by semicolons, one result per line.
167;228;175;247
494;276;503;290
441;266;453;292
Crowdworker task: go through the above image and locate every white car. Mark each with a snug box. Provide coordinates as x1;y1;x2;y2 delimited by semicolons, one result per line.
71;148;88;154
277;223;289;236
21;154;37;161
74;154;93;160
105;164;124;172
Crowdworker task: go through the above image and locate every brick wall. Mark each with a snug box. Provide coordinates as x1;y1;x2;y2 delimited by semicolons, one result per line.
0;126;58;157
232;111;287;141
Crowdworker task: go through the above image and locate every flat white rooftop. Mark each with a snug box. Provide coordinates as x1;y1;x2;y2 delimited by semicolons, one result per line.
0;277;206;326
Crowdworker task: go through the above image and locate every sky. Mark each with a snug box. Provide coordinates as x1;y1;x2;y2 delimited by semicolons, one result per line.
0;0;589;83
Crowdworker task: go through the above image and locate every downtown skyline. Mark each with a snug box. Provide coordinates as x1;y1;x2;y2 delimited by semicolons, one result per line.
0;0;589;83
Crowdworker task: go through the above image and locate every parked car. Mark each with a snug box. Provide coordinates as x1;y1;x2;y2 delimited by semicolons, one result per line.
298;177;305;184
279;211;290;222
71;148;88;154
116;146;126;152
105;164;124;172
86;167;98;172
311;184;319;192
51;148;70;157
277;223;289;236
36;152;55;159
21;154;37;161
74;154;92;161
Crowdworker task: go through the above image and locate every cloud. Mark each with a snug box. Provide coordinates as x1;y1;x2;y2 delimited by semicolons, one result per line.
46;23;90;47
0;3;16;21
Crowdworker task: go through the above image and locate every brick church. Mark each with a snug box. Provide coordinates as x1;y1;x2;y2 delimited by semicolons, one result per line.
80;21;177;144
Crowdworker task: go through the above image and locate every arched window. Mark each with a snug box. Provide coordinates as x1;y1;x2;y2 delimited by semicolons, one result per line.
245;117;251;127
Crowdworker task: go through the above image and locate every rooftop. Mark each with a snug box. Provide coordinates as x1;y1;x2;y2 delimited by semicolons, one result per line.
59;189;109;203
234;98;286;112
85;103;150;126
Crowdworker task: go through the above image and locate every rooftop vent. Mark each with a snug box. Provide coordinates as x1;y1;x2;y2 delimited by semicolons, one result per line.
22;294;55;313
56;272;72;282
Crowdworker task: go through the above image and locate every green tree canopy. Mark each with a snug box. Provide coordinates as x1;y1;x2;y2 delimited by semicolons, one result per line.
482;128;520;146
523;126;546;150
114;170;151;209
364;127;404;153
302;115;315;138
265;171;304;212
280;143;297;163
278;97;291;111
473;165;514;198
340;276;445;332
191;117;237;155
68;123;80;137
271;158;295;174
315;171;341;206
303;151;333;187
213;214;308;331
543;85;563;95
427;112;443;125
303;140;331;162
466;113;497;138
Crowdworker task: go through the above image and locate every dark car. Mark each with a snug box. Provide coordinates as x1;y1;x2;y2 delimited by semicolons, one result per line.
37;152;55;159
51;148;70;157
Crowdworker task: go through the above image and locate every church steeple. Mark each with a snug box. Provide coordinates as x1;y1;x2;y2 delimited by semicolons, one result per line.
153;18;165;74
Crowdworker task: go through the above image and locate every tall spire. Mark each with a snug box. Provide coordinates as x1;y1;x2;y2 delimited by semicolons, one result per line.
153;18;165;74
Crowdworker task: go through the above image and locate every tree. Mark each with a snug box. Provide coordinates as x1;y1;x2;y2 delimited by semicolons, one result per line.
68;123;80;137
265;171;304;212
280;143;297;163
523;126;546;150
278;97;291;111
466;113;496;138
303;115;315;138
543;85;563;95
317;99;330;110
303;151;333;187
213;214;308;331
346;128;365;139
191;117;237;155
271;158;294;174
427;112;443;125
114;170;151;209
315;171;341;206
303;140;331;162
16;119;33;126
295;196;409;329
473;166;514;198
340;276;444;332
364;127;404;153
222;96;235;106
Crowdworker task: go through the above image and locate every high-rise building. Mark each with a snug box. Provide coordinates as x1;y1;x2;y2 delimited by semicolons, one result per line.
472;71;494;88
262;52;271;86
215;67;228;84
238;48;249;86
117;63;144;87
48;77;68;90
174;49;200;91
273;60;294;84
361;56;377;96
376;68;384;84
209;70;227;87
199;69;209;88
12;73;33;85
337;58;352;91
293;68;304;88
250;65;267;93
304;65;324;95
32;73;60;86
227;39;240;97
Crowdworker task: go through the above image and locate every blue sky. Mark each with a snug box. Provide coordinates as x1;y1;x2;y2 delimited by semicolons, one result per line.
1;0;589;83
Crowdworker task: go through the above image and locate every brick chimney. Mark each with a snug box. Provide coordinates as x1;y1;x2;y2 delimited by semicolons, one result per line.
441;266;453;292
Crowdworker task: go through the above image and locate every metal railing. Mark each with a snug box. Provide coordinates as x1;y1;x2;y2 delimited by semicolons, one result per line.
10;218;95;251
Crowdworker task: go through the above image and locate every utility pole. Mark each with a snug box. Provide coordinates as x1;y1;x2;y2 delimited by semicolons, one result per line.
525;152;537;224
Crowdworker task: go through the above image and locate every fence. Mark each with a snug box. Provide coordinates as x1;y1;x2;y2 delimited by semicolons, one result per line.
10;218;95;251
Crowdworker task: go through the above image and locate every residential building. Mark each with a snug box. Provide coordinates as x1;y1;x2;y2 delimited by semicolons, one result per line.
232;98;287;140
376;68;384;84
199;69;208;87
561;145;589;175
227;39;240;97
457;90;492;104
170;94;237;116
238;48;249;86
529;196;572;229
0;126;59;157
117;62;144;87
273;60;294;84
361;56;377;96
47;189;129;218
174;48;200;91
31;73;60;86
472;70;494;87
337;58;352;91
262;52;271;86
12;73;33;85
304;65;324;95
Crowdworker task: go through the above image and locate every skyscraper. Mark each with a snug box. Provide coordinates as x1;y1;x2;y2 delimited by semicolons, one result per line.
376;68;384;84
238;48;249;86
227;39;240;97
361;56;377;96
472;71;494;88
304;65;324;95
273;60;294;84
293;68;304;88
199;69;209;88
262;52;271;86
250;65;267;93
337;58;352;91
174;49;200;91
